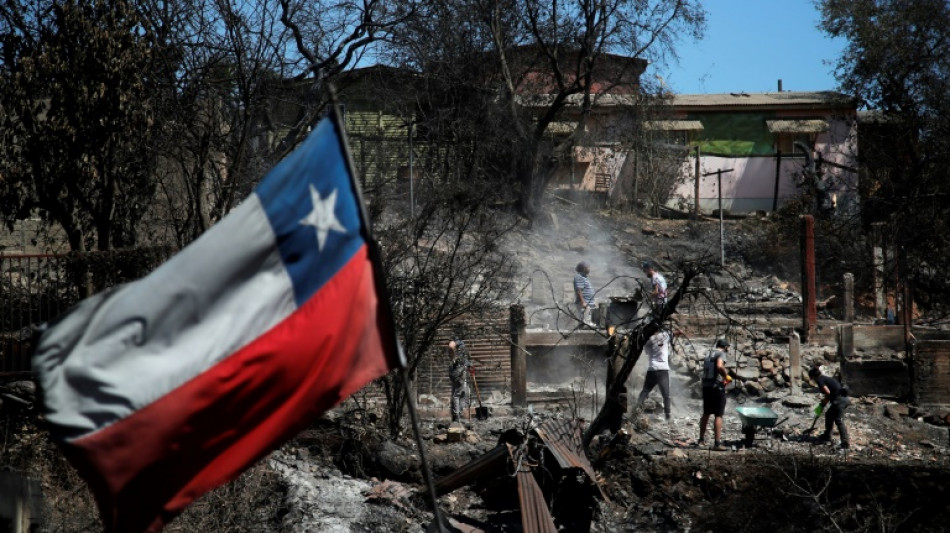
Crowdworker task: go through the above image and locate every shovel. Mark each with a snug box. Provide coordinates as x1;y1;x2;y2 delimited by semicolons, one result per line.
805;404;823;435
470;370;491;420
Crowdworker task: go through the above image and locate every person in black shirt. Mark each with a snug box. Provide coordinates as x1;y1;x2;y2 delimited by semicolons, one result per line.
809;366;850;449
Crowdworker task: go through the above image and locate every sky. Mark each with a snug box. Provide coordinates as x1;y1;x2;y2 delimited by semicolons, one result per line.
658;0;848;95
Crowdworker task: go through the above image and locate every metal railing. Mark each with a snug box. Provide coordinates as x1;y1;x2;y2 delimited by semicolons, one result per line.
0;249;172;372
0;253;77;372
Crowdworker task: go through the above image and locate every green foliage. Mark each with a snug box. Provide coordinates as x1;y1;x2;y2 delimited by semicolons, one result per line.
0;0;160;252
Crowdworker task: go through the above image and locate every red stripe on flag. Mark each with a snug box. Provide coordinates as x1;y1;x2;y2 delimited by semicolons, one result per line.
64;245;397;533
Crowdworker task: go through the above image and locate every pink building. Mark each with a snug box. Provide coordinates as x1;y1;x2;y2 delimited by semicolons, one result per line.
666;91;859;214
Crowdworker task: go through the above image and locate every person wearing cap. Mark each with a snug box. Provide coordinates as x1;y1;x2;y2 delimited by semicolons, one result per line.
809;366;850;449
448;339;472;422
574;261;595;326
641;261;667;309
699;338;732;450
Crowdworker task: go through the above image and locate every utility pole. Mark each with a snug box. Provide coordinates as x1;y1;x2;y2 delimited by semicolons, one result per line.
702;168;734;266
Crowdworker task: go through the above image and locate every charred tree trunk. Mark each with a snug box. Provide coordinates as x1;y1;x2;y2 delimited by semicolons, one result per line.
582;270;696;452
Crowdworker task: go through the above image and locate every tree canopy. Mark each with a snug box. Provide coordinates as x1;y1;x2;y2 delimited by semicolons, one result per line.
819;0;950;314
0;0;159;252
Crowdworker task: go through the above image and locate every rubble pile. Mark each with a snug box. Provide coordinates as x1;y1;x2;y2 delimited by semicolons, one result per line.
671;337;843;399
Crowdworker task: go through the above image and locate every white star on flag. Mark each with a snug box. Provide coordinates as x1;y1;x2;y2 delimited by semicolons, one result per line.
300;185;346;251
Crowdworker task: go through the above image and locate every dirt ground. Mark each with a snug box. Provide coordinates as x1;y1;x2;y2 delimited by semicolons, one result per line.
266;388;950;533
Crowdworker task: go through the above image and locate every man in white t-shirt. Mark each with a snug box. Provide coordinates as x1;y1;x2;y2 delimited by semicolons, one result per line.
641;261;667;310
635;329;673;420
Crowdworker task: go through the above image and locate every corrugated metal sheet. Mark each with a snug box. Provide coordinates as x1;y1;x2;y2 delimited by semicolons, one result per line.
510;444;559;533
416;314;512;399
765;119;829;133
430;444;509;496
516;93;639;108
533;419;608;502
644;120;704;131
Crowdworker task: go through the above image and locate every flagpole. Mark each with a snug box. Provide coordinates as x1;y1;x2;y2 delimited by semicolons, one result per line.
325;85;447;533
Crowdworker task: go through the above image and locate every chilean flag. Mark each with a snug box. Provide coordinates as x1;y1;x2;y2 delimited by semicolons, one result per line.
33;112;404;532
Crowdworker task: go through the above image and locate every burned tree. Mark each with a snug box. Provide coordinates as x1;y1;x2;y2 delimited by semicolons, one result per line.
386;0;706;221
582;260;700;451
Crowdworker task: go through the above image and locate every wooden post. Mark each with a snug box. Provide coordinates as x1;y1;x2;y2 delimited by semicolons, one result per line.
800;215;817;342
597;301;608;329
718;169;724;266
838;324;854;361
509;304;527;408
773;149;782;211
843;272;855;323
897;247;913;343
872;222;886;318
694;146;701;216
604;338;627;431
789;331;801;395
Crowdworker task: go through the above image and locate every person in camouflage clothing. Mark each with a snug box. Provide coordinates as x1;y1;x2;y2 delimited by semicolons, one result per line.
448;339;472;422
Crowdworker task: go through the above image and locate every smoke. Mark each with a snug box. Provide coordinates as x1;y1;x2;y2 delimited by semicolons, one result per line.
504;202;649;330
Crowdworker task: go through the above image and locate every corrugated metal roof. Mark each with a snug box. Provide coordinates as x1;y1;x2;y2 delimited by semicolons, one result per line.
533;419;609;502
644;120;704;131
765;119;829;133
516;93;638;108
430;444;509;496
511;444;559;533
671;91;854;108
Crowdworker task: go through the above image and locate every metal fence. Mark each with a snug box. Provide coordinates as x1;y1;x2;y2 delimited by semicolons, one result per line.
1;254;76;372
0;249;172;372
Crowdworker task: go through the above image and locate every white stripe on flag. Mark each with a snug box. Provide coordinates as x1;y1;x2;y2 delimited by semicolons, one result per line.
35;196;297;438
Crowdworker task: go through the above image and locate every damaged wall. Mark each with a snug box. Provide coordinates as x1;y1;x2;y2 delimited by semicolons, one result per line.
912;340;950;413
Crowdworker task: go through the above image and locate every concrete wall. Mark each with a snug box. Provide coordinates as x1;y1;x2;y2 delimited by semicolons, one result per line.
838;325;908;397
838;324;906;358
912;340;950;413
842;359;910;399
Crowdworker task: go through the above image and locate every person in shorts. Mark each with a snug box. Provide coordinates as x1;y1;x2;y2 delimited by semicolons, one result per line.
699;338;732;450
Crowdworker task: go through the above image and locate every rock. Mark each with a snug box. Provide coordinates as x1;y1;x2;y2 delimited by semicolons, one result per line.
641;226;656;235
782;394;813;408
736;367;761;380
885;404;910;420
567;237;587;252
745;382;763;396
9;381;35;397
760;378;777;393
446;424;465;443
760;359;775;371
376;441;420;478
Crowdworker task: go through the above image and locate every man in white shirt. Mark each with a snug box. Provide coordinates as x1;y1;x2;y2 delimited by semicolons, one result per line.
641;261;667;310
635;329;673;420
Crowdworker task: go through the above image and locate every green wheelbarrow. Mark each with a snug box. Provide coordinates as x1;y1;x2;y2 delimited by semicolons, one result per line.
735;406;789;447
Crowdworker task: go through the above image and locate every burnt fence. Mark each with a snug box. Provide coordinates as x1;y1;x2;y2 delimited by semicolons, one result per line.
0;248;172;372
